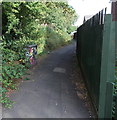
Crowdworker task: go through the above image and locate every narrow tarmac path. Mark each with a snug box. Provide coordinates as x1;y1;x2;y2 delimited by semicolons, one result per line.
3;42;91;118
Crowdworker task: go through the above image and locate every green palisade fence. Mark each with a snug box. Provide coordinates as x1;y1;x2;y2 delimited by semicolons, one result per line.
76;9;106;115
76;2;117;119
113;2;117;118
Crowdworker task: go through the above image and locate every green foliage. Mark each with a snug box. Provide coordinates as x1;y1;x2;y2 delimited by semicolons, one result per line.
1;2;78;108
1;47;27;108
46;26;71;50
0;87;14;108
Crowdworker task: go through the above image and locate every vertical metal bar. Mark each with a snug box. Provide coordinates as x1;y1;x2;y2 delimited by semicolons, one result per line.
105;8;107;15
103;8;107;24
101;9;104;24
98;10;101;24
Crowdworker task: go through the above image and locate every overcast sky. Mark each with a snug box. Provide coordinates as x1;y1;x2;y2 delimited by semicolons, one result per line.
68;0;112;26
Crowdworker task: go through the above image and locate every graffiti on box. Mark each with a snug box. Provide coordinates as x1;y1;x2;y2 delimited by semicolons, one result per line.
25;45;37;65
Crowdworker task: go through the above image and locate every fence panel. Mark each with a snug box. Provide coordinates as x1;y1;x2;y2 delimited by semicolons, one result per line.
76;9;105;112
98;14;116;118
113;2;117;118
76;3;117;118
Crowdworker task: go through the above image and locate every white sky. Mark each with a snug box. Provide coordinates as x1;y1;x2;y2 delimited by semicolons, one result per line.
68;0;112;26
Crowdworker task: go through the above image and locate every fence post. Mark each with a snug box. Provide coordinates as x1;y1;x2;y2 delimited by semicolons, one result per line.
104;4;116;117
98;13;115;118
112;2;117;119
98;14;111;118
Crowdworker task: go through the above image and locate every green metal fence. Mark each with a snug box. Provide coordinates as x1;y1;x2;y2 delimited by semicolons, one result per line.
113;2;117;118
76;2;117;118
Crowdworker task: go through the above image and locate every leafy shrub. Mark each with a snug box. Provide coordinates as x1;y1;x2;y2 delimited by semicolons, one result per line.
1;2;78;108
46;26;71;50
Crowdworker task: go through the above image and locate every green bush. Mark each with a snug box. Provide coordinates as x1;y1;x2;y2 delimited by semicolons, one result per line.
1;2;78;108
46;26;71;50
